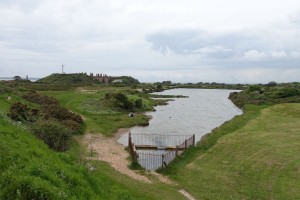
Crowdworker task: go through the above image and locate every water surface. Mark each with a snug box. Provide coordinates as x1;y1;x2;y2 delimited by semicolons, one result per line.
118;88;242;145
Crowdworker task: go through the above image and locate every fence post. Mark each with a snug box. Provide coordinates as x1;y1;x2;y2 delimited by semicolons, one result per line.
162;154;164;169
185;139;187;149
193;134;196;146
176;145;178;156
128;132;131;147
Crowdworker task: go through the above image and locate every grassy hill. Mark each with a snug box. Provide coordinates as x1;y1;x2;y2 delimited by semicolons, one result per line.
36;74;140;86
36;73;95;85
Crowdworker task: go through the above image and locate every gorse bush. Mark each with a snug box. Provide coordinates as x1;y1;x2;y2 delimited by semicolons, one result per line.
8;102;38;123
7;90;84;152
32;120;72;151
23;91;59;105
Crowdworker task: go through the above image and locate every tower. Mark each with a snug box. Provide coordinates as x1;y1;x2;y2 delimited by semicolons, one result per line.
62;64;65;74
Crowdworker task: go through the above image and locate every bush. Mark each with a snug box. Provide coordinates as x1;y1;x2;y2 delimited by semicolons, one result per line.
32;120;72;152
105;92;134;111
248;85;261;92
23;91;59;105
135;99;143;108
8;102;38;122
276;88;300;98
266;81;277;87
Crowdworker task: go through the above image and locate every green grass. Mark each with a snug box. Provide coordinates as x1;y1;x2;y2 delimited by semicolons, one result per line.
171;104;300;199
0;116;128;199
42;87;160;136
0;113;185;199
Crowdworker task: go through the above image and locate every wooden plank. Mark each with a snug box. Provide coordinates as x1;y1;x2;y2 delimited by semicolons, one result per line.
135;145;185;151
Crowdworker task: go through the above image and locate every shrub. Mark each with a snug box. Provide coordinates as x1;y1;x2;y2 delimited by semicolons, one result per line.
32;120;72;152
266;81;277;87
23;91;59;105
248;85;261;92
135;98;143;108
42;104;83;124
105;92;134;111
8;102;38;122
276;88;300;98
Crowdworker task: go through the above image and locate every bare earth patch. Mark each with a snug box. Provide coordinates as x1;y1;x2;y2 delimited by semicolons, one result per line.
83;132;151;183
179;189;197;200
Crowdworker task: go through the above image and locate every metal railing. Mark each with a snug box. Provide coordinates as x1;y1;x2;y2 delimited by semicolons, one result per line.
128;132;195;170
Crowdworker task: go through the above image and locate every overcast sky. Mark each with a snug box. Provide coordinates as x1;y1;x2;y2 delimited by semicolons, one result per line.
1;0;300;83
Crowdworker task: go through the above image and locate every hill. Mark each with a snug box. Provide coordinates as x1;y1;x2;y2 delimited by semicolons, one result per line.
36;73;95;85
36;73;140;86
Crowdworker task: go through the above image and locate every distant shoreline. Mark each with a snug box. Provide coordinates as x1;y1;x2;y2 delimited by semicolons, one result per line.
0;77;39;81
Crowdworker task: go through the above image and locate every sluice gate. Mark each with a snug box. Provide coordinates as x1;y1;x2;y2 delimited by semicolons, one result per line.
128;132;195;170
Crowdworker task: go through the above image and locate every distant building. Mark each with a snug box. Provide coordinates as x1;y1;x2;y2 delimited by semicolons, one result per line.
90;73;122;83
90;73;111;83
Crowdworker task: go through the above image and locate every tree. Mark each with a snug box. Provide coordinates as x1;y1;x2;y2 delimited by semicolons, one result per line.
13;76;22;81
267;81;277;87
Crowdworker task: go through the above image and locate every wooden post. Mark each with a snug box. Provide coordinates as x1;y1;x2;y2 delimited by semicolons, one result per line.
176;145;178;156
128;132;131;147
185;139;187;149
193;134;196;146
162;154;164;169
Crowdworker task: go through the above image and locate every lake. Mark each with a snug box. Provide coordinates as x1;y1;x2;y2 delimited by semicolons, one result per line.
118;88;242;146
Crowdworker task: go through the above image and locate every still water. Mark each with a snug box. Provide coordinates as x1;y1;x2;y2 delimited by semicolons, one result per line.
118;88;242;145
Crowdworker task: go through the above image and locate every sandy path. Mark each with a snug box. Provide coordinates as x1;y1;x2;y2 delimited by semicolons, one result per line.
83;132;152;183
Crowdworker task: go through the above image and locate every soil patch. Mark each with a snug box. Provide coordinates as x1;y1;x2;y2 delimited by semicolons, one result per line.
83;132;152;183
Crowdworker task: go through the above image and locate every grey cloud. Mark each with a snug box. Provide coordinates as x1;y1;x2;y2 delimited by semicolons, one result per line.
146;29;300;64
146;30;265;59
146;30;209;54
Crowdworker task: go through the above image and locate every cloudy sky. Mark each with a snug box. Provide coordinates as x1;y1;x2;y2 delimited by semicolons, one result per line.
1;0;300;83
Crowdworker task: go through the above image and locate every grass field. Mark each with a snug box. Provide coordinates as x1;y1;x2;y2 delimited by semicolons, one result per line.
172;103;300;199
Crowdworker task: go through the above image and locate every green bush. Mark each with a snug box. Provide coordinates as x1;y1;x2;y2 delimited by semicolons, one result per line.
32;120;72;152
7;102;38;122
135;98;143;108
276;88;300;98
23;91;59;105
105;92;134;111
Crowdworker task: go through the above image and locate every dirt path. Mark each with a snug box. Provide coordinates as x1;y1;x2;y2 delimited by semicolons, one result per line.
83;132;152;183
179;189;197;200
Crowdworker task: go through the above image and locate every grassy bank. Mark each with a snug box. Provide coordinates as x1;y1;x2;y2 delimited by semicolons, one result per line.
0;114;186;199
43;87;166;136
170;103;300;199
0;83;185;199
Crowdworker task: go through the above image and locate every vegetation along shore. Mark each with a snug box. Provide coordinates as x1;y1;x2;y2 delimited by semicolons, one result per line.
1;73;300;199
